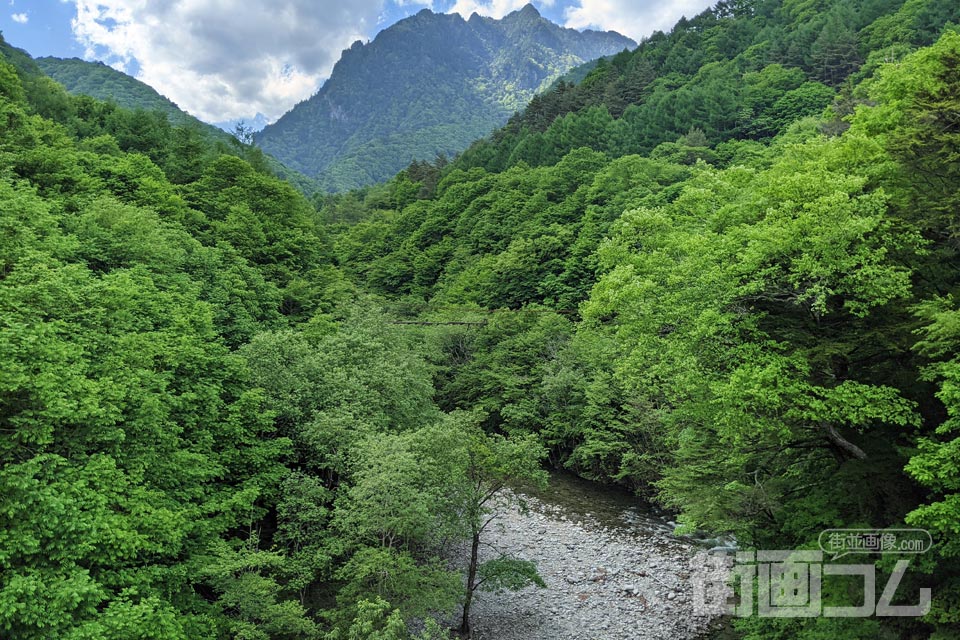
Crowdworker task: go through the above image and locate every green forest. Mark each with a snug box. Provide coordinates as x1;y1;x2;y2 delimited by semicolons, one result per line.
35;57;214;131
32;55;321;196
2;0;960;638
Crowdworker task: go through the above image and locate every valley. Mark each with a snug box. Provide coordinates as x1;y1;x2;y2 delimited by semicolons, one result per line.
1;0;959;638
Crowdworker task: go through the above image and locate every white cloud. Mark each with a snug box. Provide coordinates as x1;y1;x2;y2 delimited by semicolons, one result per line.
448;0;554;20
564;0;713;41
59;0;703;125
11;11;27;23
65;0;384;123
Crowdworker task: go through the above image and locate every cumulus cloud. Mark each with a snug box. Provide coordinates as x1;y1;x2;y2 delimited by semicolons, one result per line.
564;0;713;41
11;11;27;23
448;0;554;20
66;0;383;123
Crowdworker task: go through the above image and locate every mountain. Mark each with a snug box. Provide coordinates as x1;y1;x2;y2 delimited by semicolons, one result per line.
6;0;960;638
38;57;267;137
34;56;320;194
214;112;271;134
255;3;634;191
37;57;208;129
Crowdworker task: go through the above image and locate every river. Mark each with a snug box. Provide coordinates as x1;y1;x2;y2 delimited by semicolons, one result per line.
466;472;731;640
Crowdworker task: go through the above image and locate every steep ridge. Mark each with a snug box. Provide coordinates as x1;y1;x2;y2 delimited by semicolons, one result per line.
256;4;634;191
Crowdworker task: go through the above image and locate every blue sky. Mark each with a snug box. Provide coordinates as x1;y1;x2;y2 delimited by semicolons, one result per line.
1;0;712;124
2;1;83;58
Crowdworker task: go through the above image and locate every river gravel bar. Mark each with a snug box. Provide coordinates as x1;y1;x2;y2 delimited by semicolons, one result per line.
468;494;719;640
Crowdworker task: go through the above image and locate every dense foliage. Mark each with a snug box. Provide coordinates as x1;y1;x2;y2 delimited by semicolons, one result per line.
320;0;960;637
0;36;543;639
453;0;960;172
32;53;320;195
37;57;215;130
5;0;960;638
255;4;634;191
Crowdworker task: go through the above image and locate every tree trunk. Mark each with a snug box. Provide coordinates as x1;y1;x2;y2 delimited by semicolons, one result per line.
459;530;480;637
822;421;867;460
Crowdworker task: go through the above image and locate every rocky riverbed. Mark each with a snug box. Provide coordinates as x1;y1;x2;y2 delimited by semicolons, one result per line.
466;489;719;640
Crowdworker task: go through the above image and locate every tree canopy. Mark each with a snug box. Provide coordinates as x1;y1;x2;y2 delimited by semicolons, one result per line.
4;0;960;638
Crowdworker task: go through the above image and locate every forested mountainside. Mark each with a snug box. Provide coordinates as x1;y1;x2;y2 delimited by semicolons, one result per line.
31;53;320;194
37;57;212;130
2;0;960;638
255;4;634;192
